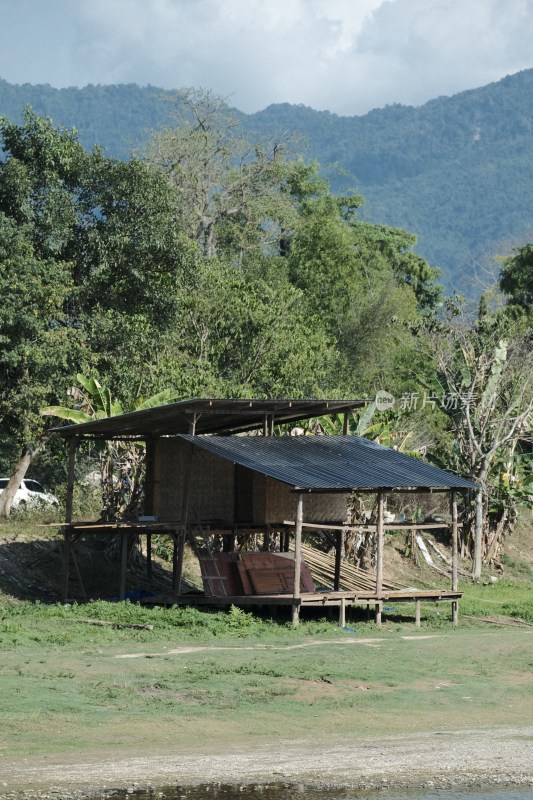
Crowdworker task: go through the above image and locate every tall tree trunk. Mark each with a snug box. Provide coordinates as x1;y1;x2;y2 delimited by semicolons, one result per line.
0;438;48;518
472;487;484;580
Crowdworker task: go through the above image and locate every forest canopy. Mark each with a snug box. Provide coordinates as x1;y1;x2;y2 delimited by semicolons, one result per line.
0;97;531;573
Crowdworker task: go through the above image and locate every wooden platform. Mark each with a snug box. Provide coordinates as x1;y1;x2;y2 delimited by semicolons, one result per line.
57;520;463;628
141;588;463;627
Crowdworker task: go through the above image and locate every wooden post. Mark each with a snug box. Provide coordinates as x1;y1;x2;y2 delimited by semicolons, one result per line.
292;492;303;628
334;530;342;591
61;530;71;603
173;531;185;595
339;596;346;627
415;598;421;628
262;525;271;552
65;436;78;524
119;532;128;600
146;533;152;581
375;491;385;626
175;442;194;598
343;413;349;435
144;436;155;515
451;490;459;626
62;436;78;602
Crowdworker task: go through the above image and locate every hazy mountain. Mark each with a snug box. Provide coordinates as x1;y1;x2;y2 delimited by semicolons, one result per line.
2;70;533;291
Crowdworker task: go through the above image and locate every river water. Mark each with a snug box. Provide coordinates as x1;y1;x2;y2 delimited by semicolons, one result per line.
110;784;532;800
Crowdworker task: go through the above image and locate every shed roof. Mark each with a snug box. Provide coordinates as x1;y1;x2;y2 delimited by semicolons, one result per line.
52;398;365;439
180;434;476;492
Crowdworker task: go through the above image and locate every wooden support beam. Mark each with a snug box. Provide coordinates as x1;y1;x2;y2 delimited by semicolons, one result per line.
65;437;78;524
375;491;385;626
339;596;346;627
61;530;71;603
144;436;155;516
292;492;303;628
334;530;342;591
283;519;462;532
146;533;152;581
451;490;459;626
119;532;128;600
343;412;349;435
175;442;194;598
415;598;421;628
172;536;178;592
262;525;271;552
473;487;483;579
174;531;185;595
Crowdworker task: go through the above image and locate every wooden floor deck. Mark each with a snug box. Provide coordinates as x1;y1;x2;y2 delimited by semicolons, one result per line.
58;521;462;627
141;588;463;627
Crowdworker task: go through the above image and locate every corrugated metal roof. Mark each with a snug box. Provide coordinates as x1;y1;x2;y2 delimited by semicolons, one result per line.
51;398;366;439
180;434;477;491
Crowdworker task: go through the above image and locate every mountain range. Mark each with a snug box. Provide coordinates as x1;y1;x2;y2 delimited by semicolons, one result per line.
2;70;533;292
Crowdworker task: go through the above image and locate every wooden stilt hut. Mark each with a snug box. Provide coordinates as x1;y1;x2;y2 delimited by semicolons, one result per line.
52;398;475;626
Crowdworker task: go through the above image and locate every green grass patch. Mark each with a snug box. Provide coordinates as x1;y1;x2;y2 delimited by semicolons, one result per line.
459;579;533;623
0;598;346;649
1;624;532;758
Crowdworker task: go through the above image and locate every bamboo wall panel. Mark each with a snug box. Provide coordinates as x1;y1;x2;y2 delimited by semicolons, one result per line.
153;439;234;521
265;477;347;523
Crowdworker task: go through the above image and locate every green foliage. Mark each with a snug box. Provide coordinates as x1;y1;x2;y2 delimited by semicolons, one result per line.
0;110;197;471
0;212;81;465
287;194;362;330
3;71;533;290
176;260;335;397
499;243;533;312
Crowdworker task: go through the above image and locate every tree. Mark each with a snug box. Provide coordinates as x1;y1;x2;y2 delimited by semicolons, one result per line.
286;194;363;332
176;260;335;398
0;110;196;507
351;222;442;313
145;88;299;261
419;309;533;577
0;211;84;503
499;243;533;312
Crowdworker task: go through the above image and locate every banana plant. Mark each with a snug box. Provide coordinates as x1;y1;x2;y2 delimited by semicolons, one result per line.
42;375;179;521
308;401;424;456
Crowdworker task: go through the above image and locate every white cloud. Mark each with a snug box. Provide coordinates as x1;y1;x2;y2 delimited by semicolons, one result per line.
0;0;531;115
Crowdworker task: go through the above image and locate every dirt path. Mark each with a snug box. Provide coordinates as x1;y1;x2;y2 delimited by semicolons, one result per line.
1;726;532;798
113;634;433;658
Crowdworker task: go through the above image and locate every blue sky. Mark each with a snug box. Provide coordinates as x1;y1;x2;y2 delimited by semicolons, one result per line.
1;0;532;115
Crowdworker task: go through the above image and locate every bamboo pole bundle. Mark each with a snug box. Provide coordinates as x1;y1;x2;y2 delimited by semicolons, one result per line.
296;543;406;593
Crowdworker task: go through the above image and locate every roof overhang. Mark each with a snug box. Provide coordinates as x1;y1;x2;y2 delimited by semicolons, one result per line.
51;398;367;440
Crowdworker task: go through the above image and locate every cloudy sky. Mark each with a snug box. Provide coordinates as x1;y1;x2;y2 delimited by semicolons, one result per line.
1;0;532;116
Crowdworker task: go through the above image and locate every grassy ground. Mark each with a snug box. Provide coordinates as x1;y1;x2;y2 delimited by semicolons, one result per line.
1;517;533;767
1;593;533;761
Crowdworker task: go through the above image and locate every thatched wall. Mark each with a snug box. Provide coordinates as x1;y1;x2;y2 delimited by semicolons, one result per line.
152;438;348;524
153;438;234;522
263;476;347;524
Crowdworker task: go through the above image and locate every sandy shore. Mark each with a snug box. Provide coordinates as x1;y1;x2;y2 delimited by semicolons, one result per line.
1;725;532;798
